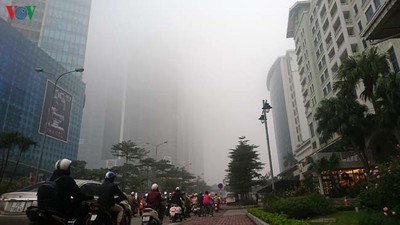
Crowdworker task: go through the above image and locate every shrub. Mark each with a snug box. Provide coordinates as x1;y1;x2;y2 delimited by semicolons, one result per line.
359;210;400;225
359;157;400;212
271;193;334;219
248;208;310;225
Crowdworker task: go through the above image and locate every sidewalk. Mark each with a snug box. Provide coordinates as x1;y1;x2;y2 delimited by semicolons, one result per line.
178;208;254;225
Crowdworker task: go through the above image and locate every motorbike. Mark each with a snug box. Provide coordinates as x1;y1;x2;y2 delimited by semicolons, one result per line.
214;202;219;212
169;204;183;222
26;206;84;225
191;203;201;217
86;199;131;225
141;207;161;225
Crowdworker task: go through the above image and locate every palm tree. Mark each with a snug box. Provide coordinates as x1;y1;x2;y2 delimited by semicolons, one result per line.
0;132;20;183
6;135;36;189
374;72;400;143
315;96;371;169
334;47;390;113
283;152;297;168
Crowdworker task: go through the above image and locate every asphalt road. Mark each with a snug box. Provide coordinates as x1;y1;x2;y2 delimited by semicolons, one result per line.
0;214;164;225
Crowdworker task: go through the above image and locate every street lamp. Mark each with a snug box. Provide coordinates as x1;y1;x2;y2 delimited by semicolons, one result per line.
146;141;168;161
35;67;84;181
259;99;275;191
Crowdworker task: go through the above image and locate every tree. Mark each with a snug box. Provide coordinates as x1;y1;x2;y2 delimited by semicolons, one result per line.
6;135;36;189
334;47;389;113
315;96;371;169
374;72;400;143
111;140;148;164
283;152;298;168
226;136;264;198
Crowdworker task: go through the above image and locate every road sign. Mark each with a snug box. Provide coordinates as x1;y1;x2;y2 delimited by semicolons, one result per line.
218;183;223;189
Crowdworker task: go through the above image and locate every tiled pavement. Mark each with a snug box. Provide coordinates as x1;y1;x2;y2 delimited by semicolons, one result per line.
169;207;255;225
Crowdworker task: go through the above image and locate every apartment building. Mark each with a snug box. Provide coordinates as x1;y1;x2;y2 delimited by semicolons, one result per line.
287;0;400;194
267;51;310;173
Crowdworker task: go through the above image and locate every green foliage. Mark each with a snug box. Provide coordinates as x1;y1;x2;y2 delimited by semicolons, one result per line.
226;136;264;196
111;140;148;164
248;208;310;225
359;157;400;212
271;194;334;219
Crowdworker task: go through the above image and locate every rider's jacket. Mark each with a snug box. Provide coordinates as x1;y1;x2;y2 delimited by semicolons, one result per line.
97;180;127;207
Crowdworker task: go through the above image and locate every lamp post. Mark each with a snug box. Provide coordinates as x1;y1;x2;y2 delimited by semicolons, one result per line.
259;99;275;191
146;141;168;161
34;67;84;181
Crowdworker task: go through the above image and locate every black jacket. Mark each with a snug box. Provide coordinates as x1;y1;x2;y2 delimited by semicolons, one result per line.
49;169;90;215
170;190;183;205
97;180;127;207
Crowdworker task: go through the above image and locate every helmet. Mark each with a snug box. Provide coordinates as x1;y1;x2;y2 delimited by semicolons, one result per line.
175;187;180;191
151;183;159;190
105;171;116;179
130;192;135;196
55;159;72;171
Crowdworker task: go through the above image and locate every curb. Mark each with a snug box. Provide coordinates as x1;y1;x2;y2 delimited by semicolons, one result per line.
246;213;269;225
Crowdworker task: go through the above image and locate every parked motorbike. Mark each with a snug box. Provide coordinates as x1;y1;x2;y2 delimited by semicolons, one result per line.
141;207;161;225
169;204;183;222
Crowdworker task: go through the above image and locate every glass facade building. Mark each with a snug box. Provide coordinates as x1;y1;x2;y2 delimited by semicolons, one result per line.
0;19;86;175
1;0;92;70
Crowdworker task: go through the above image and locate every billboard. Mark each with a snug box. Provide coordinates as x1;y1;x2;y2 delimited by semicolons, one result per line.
39;80;73;142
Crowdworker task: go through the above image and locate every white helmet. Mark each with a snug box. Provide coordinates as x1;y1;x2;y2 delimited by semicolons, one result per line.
55;159;72;171
151;183;159;190
130;192;135;196
175;187;180;191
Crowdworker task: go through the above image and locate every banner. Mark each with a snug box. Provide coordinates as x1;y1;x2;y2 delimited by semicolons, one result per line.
39;80;72;142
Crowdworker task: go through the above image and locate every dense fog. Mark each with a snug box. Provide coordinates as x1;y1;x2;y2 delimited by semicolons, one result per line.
81;0;297;185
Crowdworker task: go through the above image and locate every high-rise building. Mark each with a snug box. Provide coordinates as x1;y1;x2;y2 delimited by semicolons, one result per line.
267;51;310;173
287;0;400;194
0;19;85;176
1;0;92;70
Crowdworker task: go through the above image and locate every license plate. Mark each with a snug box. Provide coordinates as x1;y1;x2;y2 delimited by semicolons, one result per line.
142;216;150;222
10;202;26;212
90;214;97;221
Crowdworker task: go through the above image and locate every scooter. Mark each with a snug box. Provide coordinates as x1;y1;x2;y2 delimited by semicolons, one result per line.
214;202;219;212
141;207;161;225
26;206;82;225
169;204;183;222
86;200;131;225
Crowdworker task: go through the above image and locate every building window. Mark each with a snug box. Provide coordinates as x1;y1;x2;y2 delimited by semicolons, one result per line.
388;47;400;73
353;4;358;15
309;122;315;137
357;21;363;32
362;39;368;49
365;5;374;22
374;0;381;9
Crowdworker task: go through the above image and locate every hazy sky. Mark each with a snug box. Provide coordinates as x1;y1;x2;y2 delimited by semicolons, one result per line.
84;0;297;185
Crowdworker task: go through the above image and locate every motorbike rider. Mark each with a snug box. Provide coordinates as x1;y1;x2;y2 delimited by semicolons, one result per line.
183;192;191;218
97;171;128;225
46;159;93;225
213;193;221;209
170;187;185;217
128;192;138;216
202;191;213;214
145;183;165;221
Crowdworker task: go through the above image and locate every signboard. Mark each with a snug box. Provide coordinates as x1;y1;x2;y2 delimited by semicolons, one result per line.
218;183;223;189
39;80;72;142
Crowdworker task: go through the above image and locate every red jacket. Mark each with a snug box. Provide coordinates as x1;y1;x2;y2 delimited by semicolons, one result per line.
203;193;212;205
146;190;163;208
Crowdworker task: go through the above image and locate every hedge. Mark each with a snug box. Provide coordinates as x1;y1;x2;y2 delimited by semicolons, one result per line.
248;208;310;225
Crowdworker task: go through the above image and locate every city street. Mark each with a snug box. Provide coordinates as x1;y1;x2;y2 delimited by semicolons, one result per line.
0;206;254;225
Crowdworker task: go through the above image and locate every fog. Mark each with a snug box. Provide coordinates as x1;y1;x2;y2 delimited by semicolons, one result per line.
82;0;297;185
